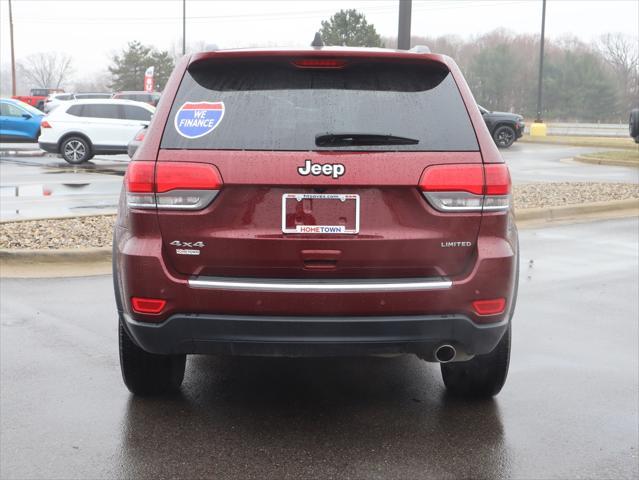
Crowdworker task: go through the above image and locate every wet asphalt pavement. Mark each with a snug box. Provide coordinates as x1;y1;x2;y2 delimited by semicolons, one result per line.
1;142;638;221
1;217;638;479
0;153;126;221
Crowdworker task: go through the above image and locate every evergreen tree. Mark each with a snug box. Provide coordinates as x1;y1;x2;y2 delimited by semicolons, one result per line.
108;41;174;91
320;9;383;47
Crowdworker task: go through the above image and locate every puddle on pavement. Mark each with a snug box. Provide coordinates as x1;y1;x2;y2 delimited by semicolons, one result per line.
0;182;121;198
1;204;118;222
42;162;127;176
1;152;124;221
1;155;128;176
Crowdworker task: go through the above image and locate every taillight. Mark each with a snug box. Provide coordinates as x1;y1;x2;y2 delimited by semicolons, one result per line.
483;164;511;210
41;120;52;128
419;164;510;212
133;130;146;142
125;161;222;210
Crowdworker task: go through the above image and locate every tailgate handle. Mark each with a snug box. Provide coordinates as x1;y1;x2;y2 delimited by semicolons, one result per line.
301;250;341;270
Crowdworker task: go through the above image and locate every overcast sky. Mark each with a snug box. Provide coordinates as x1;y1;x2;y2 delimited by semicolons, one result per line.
1;0;638;77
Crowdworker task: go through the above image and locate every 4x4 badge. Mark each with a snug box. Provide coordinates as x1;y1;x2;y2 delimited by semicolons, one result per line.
298;159;345;179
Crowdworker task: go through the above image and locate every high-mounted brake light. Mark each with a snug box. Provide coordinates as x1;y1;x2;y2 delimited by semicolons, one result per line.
419;163;511;212
125;161;222;210
131;297;166;314
292;59;347;69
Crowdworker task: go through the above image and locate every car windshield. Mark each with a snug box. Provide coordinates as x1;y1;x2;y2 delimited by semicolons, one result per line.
161;59;479;152
16;101;44;116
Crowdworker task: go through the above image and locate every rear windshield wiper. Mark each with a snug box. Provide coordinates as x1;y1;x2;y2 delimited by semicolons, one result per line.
315;133;419;147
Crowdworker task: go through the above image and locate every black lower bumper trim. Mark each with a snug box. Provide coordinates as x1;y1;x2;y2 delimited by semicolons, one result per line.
123;313;509;360
38;142;58;153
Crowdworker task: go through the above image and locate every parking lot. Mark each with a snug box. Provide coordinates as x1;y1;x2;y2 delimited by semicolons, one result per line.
1;217;637;478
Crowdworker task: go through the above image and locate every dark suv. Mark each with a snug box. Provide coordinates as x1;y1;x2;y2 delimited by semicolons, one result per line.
479;105;525;148
113;47;519;398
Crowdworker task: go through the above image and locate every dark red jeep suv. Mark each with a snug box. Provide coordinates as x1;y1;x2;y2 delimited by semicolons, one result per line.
113;46;519;398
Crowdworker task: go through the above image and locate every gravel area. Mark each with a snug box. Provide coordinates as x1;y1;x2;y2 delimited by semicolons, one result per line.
513;182;639;209
0;215;116;250
1;182;638;249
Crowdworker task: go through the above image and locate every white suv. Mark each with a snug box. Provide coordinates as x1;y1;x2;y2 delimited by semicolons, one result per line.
39;99;154;164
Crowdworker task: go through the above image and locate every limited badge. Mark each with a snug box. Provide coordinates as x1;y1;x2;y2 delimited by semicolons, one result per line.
174;101;225;139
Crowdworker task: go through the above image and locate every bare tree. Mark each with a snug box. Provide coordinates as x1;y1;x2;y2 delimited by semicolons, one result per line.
17;52;73;89
598;33;639;112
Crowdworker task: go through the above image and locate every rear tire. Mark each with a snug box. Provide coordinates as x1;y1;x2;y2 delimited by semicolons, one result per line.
441;324;511;398
119;322;186;396
493;125;516;148
61;136;93;164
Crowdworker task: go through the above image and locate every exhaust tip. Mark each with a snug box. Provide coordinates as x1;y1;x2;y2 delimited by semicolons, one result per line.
435;344;456;363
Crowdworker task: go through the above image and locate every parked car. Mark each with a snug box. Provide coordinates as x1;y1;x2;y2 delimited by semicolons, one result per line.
43;92;76;113
630;108;639;143
13;88;65;111
74;93;113;100
113;91;161;106
127;126;147;158
113;46;519;398
0;98;45;142
38;99;154;164
479;105;525;148
44;93;113;113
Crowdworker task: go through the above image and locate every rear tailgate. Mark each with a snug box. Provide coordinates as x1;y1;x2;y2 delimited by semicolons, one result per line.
155;55;482;279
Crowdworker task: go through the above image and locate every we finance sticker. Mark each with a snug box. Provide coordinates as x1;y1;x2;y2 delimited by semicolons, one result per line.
174;102;225;139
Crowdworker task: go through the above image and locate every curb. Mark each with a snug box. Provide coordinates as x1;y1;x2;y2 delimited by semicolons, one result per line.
0;212;117;225
573;155;638;168
516;198;638;223
0;247;111;265
518;137;636;150
1;200;638;274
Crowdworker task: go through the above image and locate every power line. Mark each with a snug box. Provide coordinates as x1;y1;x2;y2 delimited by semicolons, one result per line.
12;1;523;25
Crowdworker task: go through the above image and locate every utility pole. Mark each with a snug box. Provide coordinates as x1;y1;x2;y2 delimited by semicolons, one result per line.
397;0;412;50
535;0;547;123
182;0;186;55
9;0;16;95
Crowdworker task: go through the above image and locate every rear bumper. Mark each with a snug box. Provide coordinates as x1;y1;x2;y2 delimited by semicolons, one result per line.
122;312;509;359
38;141;58;153
114;213;519;358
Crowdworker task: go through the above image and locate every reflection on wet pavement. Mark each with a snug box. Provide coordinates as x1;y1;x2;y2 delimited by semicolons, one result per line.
1;153;125;221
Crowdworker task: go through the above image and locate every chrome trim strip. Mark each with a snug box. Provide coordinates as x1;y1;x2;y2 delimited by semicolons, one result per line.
188;276;452;293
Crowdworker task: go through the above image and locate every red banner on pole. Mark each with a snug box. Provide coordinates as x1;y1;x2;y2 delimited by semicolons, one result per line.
144;66;155;93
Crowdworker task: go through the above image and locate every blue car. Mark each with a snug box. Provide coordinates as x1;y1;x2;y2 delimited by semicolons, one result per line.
0;98;44;142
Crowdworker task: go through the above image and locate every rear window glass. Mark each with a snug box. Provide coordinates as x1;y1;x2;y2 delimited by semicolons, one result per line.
161;59;478;151
122;105;152;121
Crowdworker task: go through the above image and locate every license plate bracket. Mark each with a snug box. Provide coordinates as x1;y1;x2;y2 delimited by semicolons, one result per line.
281;193;360;234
